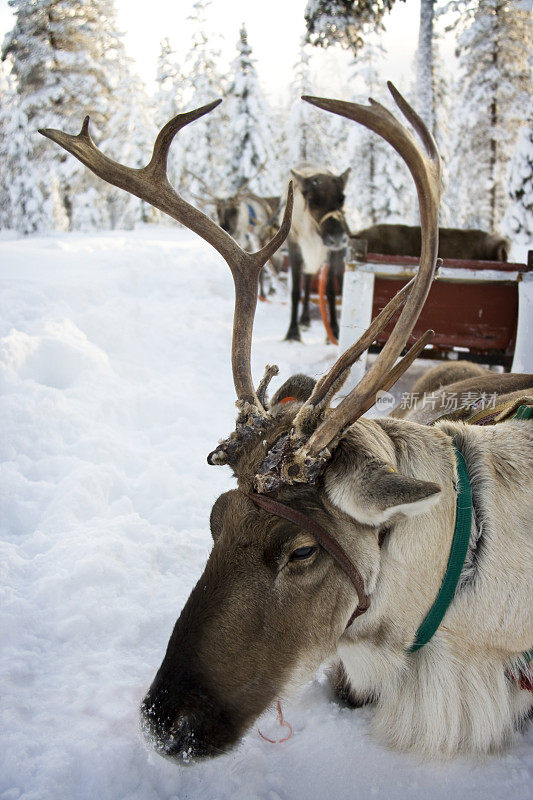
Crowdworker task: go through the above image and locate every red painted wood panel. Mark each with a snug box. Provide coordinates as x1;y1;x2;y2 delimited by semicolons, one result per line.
373;278;518;354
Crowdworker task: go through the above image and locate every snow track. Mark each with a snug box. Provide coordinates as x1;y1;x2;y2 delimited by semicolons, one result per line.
1;229;531;800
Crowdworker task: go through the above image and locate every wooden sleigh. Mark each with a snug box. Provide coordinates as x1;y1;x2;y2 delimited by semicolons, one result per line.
328;246;533;371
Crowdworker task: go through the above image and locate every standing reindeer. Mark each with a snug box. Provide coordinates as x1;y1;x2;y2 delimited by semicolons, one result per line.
40;84;533;761
285;162;350;341
187;168;281;297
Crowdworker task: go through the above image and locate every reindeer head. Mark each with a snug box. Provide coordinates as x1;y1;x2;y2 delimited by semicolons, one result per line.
185;164;266;239
40;82;442;761
291;166;351;251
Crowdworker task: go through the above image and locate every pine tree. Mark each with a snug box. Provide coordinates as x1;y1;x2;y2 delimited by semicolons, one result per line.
414;0;437;133
413;4;452;224
0;62;67;233
448;0;531;230
431;38;452;226
287;42;331;166
503;115;533;253
153;37;185;197
3;0;128;230
224;24;278;195
346;36;412;229
155;38;184;124
0;61;13;229
101;67;157;229
179;0;226;198
305;0;404;55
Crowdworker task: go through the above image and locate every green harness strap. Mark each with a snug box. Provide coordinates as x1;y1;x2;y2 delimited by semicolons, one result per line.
514;405;533;421
408;405;533;655
408;449;472;652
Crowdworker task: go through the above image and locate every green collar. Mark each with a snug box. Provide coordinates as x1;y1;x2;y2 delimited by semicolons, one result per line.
408;405;533;656
408;448;472;653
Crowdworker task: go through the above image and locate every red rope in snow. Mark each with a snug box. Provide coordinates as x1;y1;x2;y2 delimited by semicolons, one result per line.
257;701;293;744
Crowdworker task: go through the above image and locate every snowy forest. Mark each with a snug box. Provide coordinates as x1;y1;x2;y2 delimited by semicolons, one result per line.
0;0;531;251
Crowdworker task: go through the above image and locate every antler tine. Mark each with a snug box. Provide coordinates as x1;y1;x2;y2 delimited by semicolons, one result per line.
191;192;217;207
378;329;435;397
183;168;220;201
39;102;294;411
296;82;441;463
235;162;266;197
294;275;417;429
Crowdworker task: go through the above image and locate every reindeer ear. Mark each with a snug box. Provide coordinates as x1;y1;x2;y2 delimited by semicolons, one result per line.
210;490;239;540
326;462;441;526
290;169;306;189
270;374;316;407
339;167;351;188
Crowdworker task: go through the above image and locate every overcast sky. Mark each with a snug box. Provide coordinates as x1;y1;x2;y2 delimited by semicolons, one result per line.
0;0;455;103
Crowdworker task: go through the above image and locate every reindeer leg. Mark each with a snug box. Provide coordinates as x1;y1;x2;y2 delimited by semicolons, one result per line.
300;273;312;327
327;249;344;341
286;240;302;341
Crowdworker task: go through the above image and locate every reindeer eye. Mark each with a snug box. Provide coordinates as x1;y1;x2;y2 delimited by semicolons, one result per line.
289;545;317;561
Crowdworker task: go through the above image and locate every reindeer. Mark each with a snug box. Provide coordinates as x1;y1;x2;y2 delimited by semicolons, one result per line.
285;162;351;342
392;362;533;425
353;223;510;261
187;168;281;297
40;84;533;762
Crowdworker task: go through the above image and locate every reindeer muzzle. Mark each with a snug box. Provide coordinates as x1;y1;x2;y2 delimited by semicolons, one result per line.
319;210;349;251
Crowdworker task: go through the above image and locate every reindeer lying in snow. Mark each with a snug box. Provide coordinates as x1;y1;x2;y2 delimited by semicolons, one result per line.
352;223;510;262
40;86;533;761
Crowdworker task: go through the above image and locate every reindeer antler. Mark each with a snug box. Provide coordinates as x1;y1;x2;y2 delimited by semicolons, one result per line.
254;82;442;491
183;168;220;203
39;101;293;414
234;162;266;197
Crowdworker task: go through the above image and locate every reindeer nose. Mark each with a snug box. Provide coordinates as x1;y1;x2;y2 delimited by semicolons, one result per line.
140;678;236;761
141;693;206;760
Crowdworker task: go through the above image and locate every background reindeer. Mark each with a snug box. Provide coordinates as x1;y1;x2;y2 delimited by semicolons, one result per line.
353;223;510;261
188;168;281;297
40;83;533;763
285;162;350;341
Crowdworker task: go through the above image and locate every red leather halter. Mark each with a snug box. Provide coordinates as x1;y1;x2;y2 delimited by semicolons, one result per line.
248;493;370;628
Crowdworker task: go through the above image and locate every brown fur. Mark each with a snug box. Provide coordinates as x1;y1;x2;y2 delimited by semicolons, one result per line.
401;372;533;425
391;361;492;419
354;224;510;262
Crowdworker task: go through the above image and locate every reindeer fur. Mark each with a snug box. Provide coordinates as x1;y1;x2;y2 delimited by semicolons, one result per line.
325;415;533;757
141;383;533;760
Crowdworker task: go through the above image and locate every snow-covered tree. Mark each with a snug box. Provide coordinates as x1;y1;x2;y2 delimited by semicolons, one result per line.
305;0;404;55
413;3;452;224
3;0;128;230
155;38;185;124
179;0;226;198
415;0;436;132
0;62;67;232
154;37;185;195
447;0;531;230
503;116;533;252
95;66;157;229
224;24;278;195
345;36;412;229
286;42;332;167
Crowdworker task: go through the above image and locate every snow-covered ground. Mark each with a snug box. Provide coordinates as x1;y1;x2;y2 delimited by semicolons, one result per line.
1;229;531;800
